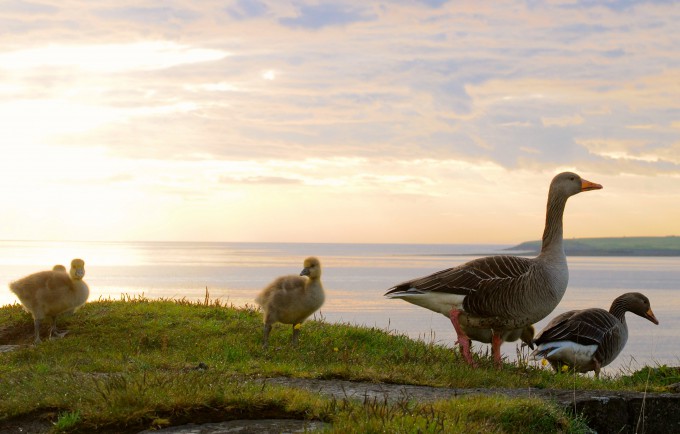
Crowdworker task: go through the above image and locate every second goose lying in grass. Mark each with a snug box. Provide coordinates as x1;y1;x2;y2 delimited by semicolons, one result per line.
385;172;602;367
255;256;325;348
9;259;90;343
531;292;659;377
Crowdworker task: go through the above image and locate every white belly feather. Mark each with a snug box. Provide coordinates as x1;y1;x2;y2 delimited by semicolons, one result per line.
533;341;598;367
385;290;465;316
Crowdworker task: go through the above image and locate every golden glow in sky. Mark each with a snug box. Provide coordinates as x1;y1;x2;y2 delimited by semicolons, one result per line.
0;1;678;243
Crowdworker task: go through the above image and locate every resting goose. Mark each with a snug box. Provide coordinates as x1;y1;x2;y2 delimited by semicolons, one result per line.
255;257;325;348
9;259;90;343
531;292;658;377
385;172;602;367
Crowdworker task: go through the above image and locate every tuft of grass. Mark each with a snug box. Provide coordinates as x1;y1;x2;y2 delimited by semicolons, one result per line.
0;297;669;432
53;411;81;433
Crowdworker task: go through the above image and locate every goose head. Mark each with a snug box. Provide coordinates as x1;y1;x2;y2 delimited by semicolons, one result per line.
70;258;86;280
618;292;659;325
520;325;536;350
300;256;322;279
549;172;603;200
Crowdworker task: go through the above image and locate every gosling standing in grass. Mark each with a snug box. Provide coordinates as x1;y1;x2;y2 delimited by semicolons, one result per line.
255;257;325;348
9;259;90;343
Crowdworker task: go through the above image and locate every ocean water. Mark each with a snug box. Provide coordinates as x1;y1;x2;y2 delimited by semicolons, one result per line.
1;240;678;374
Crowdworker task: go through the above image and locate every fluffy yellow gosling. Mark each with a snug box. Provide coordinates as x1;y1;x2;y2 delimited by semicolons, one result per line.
255;257;325;348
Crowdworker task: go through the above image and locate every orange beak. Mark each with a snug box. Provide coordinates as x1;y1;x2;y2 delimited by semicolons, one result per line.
581;179;603;192
645;308;659;325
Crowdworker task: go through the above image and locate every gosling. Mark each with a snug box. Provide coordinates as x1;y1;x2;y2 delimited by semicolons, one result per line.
255;257;325;348
462;324;535;350
9;258;90;343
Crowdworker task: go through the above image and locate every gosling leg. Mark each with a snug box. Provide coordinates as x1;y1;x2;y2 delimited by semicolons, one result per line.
48;317;68;339
291;324;301;345
33;318;42;344
262;323;272;349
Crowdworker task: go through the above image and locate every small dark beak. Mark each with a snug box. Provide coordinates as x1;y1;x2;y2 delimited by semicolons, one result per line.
581;179;603;192
521;341;535;350
300;267;310;277
645;308;659;325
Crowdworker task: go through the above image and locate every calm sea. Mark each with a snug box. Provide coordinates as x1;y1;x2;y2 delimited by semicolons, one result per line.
1;240;678;374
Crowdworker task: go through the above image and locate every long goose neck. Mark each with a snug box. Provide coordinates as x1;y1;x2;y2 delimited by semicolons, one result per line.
609;298;629;324
540;193;567;256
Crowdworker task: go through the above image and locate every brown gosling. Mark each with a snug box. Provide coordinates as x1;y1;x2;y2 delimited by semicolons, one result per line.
9;258;90;343
255;257;325;348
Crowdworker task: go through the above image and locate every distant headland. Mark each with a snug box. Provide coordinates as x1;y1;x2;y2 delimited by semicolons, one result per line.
507;236;680;256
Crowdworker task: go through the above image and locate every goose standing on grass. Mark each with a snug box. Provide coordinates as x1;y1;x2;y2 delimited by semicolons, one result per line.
531;292;658;377
255;257;325;348
9;259;90;343
385;172;602;367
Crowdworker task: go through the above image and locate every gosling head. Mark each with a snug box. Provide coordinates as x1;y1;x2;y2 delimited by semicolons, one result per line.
70;258;86;280
299;256;322;279
520;325;535;350
52;264;67;272
549;172;602;199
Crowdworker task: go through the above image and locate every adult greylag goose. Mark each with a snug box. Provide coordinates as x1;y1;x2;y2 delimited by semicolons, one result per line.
385;172;602;367
255;257;325;348
9;258;90;343
531;292;658;377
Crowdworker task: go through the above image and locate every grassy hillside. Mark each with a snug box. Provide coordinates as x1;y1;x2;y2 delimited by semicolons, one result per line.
0;297;673;433
508;236;680;256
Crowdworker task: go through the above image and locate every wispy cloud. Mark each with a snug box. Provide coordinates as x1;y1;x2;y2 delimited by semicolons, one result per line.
279;3;376;29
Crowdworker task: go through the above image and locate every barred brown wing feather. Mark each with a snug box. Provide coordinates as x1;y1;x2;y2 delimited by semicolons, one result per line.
534;308;617;347
386;255;534;298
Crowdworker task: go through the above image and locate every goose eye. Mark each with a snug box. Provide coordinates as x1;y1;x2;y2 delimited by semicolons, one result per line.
570;177;575;181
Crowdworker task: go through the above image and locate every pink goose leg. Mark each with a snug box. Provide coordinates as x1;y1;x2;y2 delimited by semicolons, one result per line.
448;308;476;367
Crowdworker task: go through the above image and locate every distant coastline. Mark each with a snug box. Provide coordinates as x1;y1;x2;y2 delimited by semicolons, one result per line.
506;236;680;256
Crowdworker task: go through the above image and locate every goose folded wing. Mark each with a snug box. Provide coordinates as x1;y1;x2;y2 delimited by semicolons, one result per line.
386;255;534;296
535;309;616;347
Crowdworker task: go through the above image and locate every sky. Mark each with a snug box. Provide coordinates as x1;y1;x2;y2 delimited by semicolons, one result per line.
0;0;678;244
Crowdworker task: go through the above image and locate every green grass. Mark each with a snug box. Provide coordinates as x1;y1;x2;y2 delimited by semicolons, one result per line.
0;297;666;433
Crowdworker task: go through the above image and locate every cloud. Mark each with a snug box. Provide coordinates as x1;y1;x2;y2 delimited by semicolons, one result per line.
94;6;200;25
279;3;376;29
541;114;584;127
2;1;679;179
0;41;227;72
221;175;303;185
1;0;58;15
227;0;269;20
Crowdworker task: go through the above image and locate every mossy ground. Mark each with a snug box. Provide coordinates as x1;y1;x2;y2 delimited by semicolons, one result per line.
0;296;668;433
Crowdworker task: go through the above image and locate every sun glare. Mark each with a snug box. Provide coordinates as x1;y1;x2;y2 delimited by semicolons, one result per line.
262;70;277;80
